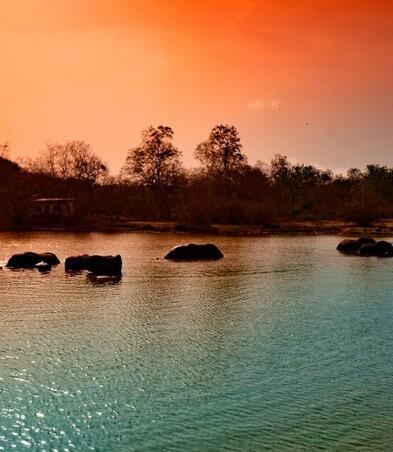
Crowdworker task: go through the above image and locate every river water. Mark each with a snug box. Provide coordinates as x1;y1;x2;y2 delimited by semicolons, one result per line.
0;232;392;451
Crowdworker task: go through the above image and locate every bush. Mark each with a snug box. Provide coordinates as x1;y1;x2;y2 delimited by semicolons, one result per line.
345;206;385;226
176;200;212;228
210;198;277;226
344;184;391;225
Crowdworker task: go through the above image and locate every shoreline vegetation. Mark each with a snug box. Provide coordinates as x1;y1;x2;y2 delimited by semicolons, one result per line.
3;219;393;236
2;125;393;234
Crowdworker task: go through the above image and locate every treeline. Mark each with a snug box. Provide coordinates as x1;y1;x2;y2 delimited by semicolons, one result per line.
0;125;393;227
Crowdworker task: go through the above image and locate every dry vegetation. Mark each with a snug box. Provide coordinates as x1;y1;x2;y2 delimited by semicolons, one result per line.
1;125;393;232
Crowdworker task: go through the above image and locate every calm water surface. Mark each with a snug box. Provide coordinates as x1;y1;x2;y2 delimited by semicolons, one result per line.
0;232;393;451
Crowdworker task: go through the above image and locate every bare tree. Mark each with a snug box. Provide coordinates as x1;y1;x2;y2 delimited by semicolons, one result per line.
25;140;107;185
67;141;107;185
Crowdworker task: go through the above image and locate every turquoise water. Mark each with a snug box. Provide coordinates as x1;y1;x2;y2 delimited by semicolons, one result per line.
0;232;393;451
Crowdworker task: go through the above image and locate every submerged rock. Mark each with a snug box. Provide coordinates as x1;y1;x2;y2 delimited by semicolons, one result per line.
6;252;60;268
164;244;224;261
336;237;376;255
65;254;122;275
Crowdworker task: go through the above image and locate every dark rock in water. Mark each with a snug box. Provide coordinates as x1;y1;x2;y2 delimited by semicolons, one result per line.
338;237;393;257
65;254;122;275
358;240;393;257
86;255;122;275
165;244;224;261
6;252;37;268
358;243;377;256
6;252;60;268
337;239;357;253
35;262;52;272
65;255;91;271
39;252;60;265
376;241;393;257
336;237;376;254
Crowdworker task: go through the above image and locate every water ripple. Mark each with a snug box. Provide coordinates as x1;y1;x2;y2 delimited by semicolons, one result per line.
0;233;392;450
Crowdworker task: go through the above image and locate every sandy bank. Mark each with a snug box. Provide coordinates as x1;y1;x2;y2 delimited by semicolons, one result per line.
3;219;393;236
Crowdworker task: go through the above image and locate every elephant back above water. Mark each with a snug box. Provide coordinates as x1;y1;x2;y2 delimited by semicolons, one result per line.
165;244;224;261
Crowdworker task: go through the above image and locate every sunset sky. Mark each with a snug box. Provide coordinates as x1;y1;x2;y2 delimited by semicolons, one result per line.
1;0;393;173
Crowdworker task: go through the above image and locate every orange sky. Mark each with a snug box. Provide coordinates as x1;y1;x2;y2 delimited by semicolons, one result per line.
1;0;393;173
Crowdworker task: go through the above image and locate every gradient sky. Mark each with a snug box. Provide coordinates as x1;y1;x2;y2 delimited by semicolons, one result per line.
1;0;393;173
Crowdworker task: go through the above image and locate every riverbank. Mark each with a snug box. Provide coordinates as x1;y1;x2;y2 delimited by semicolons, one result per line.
3;219;393;236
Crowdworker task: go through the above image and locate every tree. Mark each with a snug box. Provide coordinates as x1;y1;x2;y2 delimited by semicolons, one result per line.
270;154;326;216
0;143;20;177
195;124;246;195
364;164;393;202
0;142;10;158
123;126;183;217
347;167;363;183
66;141;107;185
25;140;107;185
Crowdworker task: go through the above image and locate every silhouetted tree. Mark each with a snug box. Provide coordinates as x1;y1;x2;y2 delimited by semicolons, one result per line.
0;155;20;177
3;126;392;228
123;126;183;218
0;142;10;158
270;154;329;216
195;124;246;196
24;141;107;185
347;167;363;183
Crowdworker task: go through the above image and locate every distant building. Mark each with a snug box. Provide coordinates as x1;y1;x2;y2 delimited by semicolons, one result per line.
31;198;75;219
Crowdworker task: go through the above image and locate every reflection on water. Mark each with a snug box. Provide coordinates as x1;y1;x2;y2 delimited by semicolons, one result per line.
86;273;123;286
0;232;393;450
